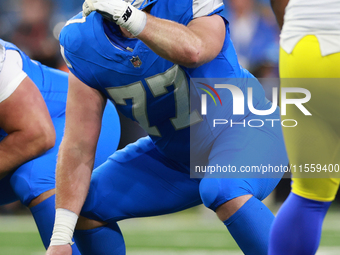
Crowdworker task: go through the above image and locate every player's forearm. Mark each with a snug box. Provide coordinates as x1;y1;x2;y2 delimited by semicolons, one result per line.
0;130;54;179
49;72;103;248
137;14;206;68
49;141;93;247
270;0;290;29
55;141;94;215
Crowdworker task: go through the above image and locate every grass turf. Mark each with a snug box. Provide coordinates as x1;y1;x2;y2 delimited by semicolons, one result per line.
0;205;339;255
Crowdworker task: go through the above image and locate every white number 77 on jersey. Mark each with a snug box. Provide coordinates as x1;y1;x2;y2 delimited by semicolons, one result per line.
107;65;202;137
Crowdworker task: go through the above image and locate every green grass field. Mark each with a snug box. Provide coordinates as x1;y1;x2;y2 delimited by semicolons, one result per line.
0;204;340;255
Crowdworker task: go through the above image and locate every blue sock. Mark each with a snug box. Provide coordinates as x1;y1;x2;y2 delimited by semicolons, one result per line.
30;194;81;254
74;221;125;255
269;192;331;255
223;196;274;255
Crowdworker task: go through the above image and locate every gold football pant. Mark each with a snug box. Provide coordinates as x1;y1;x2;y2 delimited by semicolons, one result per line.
280;35;340;201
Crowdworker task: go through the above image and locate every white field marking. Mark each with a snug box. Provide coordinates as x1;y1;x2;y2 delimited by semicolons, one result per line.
317;247;340;255
321;213;340;231
0;216;38;232
0;248;44;255
25;247;340;255
127;250;242;255
4;248;340;255
127;247;340;255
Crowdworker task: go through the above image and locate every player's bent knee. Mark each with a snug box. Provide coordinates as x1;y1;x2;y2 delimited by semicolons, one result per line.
199;178;221;209
199;178;253;211
215;194;252;221
10;170;33;206
28;189;55;208
76;216;107;230
10;160;55;206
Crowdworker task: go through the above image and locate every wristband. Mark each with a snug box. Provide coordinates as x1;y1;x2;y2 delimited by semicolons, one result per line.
116;4;147;37
49;208;78;246
83;0;147;37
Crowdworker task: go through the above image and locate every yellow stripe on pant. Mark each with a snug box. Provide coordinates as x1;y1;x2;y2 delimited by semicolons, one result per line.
280;35;340;202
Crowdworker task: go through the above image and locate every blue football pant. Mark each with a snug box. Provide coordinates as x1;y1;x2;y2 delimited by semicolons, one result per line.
77;110;287;254
80;134;286;220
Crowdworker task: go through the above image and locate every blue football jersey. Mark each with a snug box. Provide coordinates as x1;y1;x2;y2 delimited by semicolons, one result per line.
0;40;68;112
59;0;269;163
0;39;68;141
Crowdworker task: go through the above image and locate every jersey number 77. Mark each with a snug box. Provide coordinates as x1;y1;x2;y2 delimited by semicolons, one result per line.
107;65;202;137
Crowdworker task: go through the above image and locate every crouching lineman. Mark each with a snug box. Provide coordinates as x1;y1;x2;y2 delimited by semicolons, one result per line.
47;0;288;254
0;39;120;253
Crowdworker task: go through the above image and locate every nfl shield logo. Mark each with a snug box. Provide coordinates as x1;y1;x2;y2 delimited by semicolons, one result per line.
130;56;142;68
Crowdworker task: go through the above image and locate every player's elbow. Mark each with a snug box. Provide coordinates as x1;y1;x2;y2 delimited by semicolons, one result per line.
185;51;201;68
26;123;56;156
41;126;56;152
180;45;203;68
37;124;56;153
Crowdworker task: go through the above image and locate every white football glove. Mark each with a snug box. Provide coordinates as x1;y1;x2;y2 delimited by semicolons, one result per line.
82;0;147;36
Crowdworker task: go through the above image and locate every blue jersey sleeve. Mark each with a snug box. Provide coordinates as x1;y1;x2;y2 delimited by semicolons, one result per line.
59;13;103;91
60;44;94;88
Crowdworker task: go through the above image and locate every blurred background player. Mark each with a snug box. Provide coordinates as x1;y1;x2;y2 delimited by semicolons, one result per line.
47;0;288;254
0;39;120;252
226;0;279;77
269;0;340;254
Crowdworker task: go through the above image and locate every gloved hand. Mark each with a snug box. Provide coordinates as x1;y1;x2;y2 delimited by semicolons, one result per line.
83;0;147;36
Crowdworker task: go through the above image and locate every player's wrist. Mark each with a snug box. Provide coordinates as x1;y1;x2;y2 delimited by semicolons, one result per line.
83;0;147;37
49;208;78;246
116;4;147;37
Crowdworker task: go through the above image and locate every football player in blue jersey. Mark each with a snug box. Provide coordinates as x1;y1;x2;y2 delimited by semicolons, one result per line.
0;39;120;253
47;0;288;254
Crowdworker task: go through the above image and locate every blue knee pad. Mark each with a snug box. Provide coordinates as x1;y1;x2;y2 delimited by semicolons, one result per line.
10;158;55;206
199;177;280;211
199;178;252;211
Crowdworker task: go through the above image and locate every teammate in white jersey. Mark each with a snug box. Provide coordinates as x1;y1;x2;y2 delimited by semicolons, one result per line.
269;0;340;254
